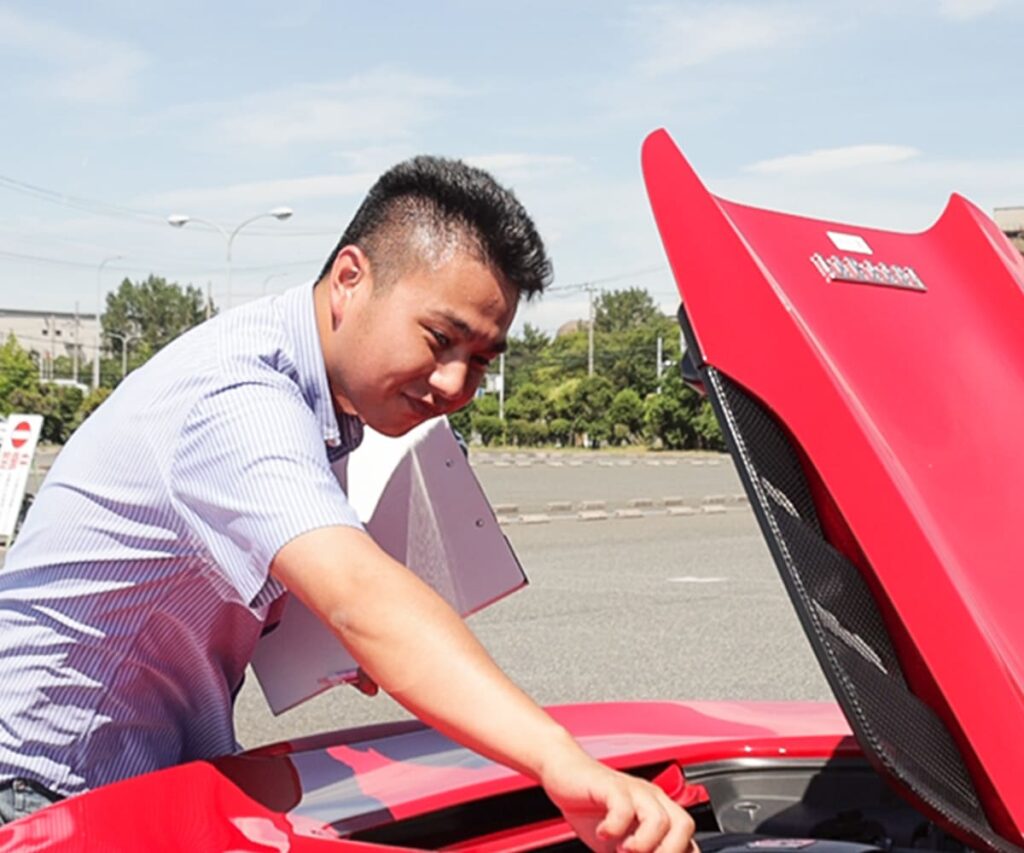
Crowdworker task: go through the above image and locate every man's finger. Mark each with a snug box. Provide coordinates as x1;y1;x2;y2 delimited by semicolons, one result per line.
619;792;671;852
595;788;635;842
651;799;697;853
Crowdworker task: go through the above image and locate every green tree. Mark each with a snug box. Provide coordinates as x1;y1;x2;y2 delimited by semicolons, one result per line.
693;399;725;450
504;382;547;423
642;370;705;450
73;387;114;431
447;404;473;439
548;417;572;447
505;323;551;394
594;287;663;333
8;384;84;443
609;388;644;441
569;375;615;447
472;414;505;446
0;334;38;414
507;418;549;446
102;275;209;376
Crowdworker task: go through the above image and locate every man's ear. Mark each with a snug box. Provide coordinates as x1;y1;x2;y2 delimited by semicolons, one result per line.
328;246;369;327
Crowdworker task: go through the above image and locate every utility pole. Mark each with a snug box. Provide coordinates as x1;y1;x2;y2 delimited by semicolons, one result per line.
656;335;663;393
498;352;506;420
586;283;596;377
45;315;55;380
73;303;80;383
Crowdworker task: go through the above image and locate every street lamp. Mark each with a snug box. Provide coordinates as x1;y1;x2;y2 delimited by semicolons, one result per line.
105;330;142;379
94;254;124;390
167;207;293;310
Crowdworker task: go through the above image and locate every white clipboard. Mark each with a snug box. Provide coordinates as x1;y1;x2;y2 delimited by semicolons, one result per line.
250;417;527;714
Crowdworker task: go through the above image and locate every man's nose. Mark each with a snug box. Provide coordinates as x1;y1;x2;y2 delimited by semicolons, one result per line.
430;359;469;402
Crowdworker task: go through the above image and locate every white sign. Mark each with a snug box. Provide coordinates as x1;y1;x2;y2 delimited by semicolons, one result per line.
250;417;527;714
0;414;43;541
826;230;873;255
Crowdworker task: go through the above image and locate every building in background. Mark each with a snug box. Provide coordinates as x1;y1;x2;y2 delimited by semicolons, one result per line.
995;207;1024;254
0;308;99;384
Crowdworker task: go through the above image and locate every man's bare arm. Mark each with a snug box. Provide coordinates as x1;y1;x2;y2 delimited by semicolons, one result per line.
270;525;696;853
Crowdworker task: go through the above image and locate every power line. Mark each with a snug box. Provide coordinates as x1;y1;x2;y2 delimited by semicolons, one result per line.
546;265;666;293
0;247;322;275
0;173;339;236
0;175;165;225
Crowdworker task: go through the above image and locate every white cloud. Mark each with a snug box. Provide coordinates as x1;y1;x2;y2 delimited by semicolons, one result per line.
713;153;1024;233
631;2;819;75
744;145;922;175
464;153;578;183
937;0;1004;20
144;172;378;213
0;7;147;103
162;69;464;151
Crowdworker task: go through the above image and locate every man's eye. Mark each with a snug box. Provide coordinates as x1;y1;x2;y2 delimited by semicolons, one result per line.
430;329;450;347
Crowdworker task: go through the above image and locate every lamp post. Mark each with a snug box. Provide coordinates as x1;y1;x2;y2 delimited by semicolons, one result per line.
94;254;124;390
167;207;293;310
105;330;142;379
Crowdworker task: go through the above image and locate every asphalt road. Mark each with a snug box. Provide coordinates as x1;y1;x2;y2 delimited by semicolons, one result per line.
233;449;830;749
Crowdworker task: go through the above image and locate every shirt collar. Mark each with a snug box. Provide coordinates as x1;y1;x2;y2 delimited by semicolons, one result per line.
276;282;363;460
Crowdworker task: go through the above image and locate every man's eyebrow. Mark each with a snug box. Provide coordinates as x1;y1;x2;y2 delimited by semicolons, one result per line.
437;311;507;353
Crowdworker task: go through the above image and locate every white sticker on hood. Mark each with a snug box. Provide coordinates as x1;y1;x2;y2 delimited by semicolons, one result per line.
827;231;873;254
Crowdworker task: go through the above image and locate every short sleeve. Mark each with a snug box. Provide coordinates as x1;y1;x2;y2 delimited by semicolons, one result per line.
169;378;363;604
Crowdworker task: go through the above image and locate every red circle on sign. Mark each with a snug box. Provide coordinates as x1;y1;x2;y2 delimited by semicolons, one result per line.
11;420;32;449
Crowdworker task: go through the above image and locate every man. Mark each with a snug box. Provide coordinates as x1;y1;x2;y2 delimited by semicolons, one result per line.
0;157;696;852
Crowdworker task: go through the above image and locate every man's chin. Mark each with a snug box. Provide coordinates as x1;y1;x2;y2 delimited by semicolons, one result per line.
363;411;436;437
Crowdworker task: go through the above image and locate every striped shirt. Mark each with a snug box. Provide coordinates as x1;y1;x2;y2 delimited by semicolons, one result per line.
0;283;364;797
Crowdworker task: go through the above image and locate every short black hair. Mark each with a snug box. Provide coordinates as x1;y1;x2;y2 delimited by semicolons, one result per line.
318;156;552;300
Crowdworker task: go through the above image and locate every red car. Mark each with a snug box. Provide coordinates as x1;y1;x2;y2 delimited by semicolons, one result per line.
3;129;1022;852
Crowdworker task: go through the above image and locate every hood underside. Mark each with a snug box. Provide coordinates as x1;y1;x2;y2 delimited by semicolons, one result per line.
642;129;1024;853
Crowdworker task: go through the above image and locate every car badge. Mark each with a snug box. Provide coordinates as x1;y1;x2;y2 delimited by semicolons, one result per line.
810;252;927;292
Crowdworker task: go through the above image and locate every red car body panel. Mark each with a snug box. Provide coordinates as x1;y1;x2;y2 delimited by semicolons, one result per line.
641;128;1024;842
0;701;853;851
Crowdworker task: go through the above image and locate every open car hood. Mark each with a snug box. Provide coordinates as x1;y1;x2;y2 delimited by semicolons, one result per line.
642;129;1024;852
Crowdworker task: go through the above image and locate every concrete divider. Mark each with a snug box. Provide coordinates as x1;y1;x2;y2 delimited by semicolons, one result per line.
545;501;573;513
493;503;519;515
669;506;698;516
701;504;727;514
578;500;607;511
520;514;551;524
614;509;643;519
627;498;654;508
663;496;686;507
577;510;610;522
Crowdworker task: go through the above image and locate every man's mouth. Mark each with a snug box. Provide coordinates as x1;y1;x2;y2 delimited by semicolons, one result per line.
404;395;439;419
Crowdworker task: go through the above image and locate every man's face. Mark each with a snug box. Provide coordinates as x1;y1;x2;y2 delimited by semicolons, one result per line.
324;247;516;437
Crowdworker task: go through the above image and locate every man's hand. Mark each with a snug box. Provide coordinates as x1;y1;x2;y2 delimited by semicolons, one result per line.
272;527;696;852
542;752;697;853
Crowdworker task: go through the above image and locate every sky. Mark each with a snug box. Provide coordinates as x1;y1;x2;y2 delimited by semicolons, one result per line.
0;0;1021;334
